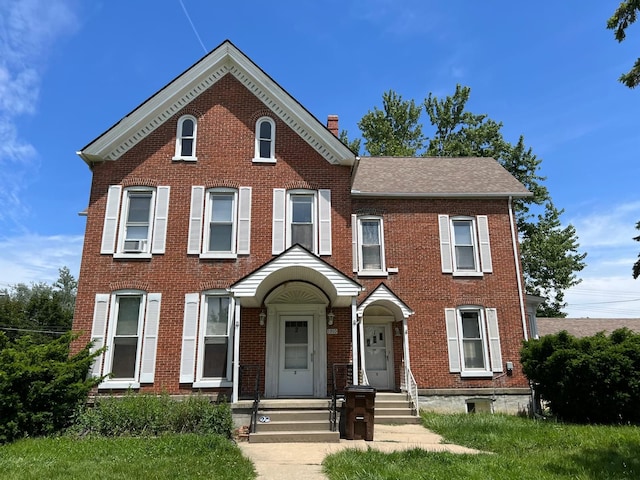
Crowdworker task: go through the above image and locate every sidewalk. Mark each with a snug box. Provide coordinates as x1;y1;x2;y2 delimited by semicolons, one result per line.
237;423;481;480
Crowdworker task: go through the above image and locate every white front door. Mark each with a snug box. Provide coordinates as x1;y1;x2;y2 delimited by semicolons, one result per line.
278;315;314;396
364;324;393;390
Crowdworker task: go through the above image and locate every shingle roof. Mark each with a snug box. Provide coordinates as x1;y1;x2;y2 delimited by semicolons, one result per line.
537;318;640;338
351;156;531;198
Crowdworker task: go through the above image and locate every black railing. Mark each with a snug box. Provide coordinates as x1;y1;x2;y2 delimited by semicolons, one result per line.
330;363;353;432
239;364;261;433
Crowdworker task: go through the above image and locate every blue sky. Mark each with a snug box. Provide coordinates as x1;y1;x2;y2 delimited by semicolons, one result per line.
0;0;638;317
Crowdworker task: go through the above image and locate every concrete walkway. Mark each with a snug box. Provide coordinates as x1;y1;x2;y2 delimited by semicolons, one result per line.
238;424;481;480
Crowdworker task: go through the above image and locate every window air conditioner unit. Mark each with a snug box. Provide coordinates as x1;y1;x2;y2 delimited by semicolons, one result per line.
123;240;145;253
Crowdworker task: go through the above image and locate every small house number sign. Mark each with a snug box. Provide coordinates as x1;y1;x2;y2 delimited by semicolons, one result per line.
326;328;338;335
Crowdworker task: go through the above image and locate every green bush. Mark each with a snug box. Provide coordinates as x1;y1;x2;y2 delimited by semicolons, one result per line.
0;332;101;443
521;328;640;424
69;392;233;438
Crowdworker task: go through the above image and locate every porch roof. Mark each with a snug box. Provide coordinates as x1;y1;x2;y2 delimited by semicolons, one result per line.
357;283;414;319
229;245;363;308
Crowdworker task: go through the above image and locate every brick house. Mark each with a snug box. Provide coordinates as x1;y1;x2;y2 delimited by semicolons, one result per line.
72;40;533;414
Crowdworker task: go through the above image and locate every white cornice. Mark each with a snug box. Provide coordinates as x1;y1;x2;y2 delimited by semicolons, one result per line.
79;41;355;167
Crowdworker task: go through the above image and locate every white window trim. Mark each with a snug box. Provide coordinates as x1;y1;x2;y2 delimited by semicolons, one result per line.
356;215;388;277
252;116;276;163
193;291;234;388
173;114;198;161
286;190;318;254
456;307;492;377
114;187;156;259
450;217;482;277
100;291;147;389
201;188;238;259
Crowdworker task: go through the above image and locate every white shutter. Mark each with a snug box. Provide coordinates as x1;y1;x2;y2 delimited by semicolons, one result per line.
272;188;286;254
485;308;503;372
477;215;493;273
352;214;359;272
140;293;161;383
90;294;110;378
180;293;200;383
237;187;252;255
318;189;332;255
101;186;122;254
187;186;205;254
438;215;453;273
151;186;170;254
445;308;461;373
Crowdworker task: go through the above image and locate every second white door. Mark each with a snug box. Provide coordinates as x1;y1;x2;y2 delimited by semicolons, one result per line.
279;315;314;396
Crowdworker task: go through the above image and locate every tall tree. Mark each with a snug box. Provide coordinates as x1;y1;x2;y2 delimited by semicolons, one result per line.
607;1;640;88
350;85;587;316
339;130;361;155
633;221;640;279
357;90;424;156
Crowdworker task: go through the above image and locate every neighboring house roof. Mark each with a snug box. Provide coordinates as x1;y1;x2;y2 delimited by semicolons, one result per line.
537;318;640;337
77;40;355;167
351;156;531;198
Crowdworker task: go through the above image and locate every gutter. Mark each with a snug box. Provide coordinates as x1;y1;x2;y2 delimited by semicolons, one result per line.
351;190;533;199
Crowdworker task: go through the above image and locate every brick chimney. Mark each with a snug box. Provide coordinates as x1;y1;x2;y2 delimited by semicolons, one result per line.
327;115;339;137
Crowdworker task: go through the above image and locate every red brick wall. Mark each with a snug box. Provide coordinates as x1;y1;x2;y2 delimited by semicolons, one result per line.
73;73;529;396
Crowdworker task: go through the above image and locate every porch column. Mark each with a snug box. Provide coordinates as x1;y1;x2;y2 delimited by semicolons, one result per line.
351;297;358;385
358;313;368;385
402;315;411;381
231;301;241;403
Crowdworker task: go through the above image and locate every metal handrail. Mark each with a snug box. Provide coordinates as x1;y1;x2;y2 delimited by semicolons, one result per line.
239;364;261;433
405;367;419;416
330;363;353;432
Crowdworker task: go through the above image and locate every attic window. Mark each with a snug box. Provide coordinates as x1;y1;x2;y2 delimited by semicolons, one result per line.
253;117;276;163
173;115;198;161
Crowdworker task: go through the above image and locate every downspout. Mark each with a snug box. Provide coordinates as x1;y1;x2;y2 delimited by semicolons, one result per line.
509;196;528;341
351;297;359;385
231;301;241;403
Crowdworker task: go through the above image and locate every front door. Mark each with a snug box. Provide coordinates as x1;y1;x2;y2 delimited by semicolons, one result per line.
278;315;314;396
364;324;393;390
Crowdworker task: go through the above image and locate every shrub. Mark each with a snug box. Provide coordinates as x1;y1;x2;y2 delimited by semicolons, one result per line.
521;328;640;424
69;392;233;438
0;332;101;444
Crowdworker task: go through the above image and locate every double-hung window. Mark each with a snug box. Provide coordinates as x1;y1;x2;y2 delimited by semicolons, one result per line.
188;186;252;258
173;115;198;161
101;185;170;258
180;292;234;387
89;291;161;389
253;117;276;163
445;307;502;378
272;189;332;255
438;215;492;275
352;215;387;275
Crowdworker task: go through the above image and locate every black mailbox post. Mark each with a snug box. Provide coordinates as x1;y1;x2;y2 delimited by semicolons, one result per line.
344;385;376;441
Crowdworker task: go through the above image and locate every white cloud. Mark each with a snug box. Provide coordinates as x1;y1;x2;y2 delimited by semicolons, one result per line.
0;234;84;287
0;0;79;230
562;201;640;318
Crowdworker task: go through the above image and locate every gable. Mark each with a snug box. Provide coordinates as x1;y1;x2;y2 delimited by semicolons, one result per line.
78;40;355;167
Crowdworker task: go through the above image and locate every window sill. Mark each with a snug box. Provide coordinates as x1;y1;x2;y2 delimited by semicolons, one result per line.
172;156;198;162
193;380;232;388
98;380;141;390
252;157;276;164
357;270;389;278
113;253;152;260
452;271;484;278
460;371;493;378
199;253;238;260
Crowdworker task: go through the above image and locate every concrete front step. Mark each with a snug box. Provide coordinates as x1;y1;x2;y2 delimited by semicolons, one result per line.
376;415;422;425
256;409;330;422
249;430;340;443
256;420;332;432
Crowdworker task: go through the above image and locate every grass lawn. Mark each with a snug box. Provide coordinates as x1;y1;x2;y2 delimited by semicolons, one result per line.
322;413;640;480
0;434;255;479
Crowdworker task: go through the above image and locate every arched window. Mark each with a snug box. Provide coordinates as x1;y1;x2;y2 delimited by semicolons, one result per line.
174;115;197;160
254;117;275;162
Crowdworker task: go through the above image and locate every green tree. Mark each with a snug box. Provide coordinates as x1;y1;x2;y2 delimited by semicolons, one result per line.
0;268;76;342
349;85;587;316
357;90;424;156
339;129;361;155
607;1;640;88
633;221;640;279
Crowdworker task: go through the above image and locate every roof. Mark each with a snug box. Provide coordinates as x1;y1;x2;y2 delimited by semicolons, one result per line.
77;40;355;167
351;156;531;198
537;318;640;338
